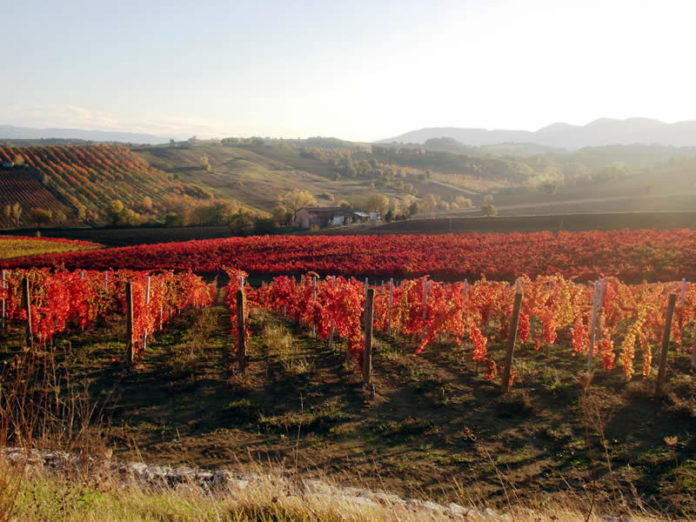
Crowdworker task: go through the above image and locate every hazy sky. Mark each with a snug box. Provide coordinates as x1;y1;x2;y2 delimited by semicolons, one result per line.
2;0;696;141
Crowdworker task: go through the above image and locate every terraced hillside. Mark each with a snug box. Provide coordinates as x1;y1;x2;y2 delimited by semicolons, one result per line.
0;144;215;225
0;168;72;227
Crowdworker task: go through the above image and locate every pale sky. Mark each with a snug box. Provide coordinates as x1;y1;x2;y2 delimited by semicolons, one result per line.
2;0;696;141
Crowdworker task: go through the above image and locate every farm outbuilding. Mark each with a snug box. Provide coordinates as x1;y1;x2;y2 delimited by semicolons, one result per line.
295;207;353;229
352;211;381;223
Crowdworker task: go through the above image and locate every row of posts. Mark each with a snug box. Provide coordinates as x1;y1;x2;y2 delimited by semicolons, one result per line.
2;271;693;393
2;273;150;369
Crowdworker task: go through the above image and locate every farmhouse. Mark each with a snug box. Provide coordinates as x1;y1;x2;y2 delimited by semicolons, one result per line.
295;207;352;228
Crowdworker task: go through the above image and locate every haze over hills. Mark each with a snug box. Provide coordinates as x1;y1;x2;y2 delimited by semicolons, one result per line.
0;125;169;145
382;118;696;149
7;118;696;149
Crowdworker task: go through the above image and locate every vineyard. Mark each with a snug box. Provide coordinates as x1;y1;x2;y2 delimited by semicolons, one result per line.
0;144;210;223
0;268;213;352
0;169;72;227
2;232;696;516
2;264;694;392
0;235;100;260
5;228;696;282
217;271;695;386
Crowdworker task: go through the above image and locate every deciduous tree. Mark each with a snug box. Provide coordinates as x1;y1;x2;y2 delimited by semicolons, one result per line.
278;189;317;223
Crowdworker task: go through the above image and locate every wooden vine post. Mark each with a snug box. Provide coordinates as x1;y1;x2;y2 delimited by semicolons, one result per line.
692;318;696;371
501;285;523;393
586;280;600;371
1;269;6;333
22;276;33;349
142;276;151;350
159;281;164;332
125;281;135;367
236;288;247;374
387;277;394;333
311;275;317;336
362;288;375;385
328;276;336;349
655;293;677;397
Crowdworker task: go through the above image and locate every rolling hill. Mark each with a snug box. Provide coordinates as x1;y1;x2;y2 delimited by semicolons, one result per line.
0;144;218;226
2;133;696;231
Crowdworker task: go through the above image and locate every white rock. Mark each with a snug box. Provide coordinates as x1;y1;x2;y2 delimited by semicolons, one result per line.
446;502;470;516
345;495;377;508
129;462;148;475
195;471;213;482
342;486;369;497
422;500;446;513
303;479;337;495
372;492;405;505
212;469;234;487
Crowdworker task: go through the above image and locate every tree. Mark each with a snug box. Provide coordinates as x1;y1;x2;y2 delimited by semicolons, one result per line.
364;194;389;215
278;189;317;223
252;217;276;234
481;204;498;217
106;200;125;226
422;194;441;213
271;205;292;226
13;154;25;167
228;210;254;234
165;212;183;227
120;208;143;226
29;207;53;227
453;196;473;209
11;202;22;227
76;204;87;221
538;181;558;194
200;155;211;171
142;196;153;212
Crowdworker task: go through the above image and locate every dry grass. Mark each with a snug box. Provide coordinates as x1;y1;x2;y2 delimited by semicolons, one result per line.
260;316;314;376
0;456;668;522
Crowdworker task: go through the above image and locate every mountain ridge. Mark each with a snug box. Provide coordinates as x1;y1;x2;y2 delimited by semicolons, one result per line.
381;118;696;149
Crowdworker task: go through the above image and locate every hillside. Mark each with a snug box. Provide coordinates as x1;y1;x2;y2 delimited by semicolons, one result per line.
0;144;225;227
384;118;696;149
134;141;501;214
0;168;73;227
3;137;696;231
